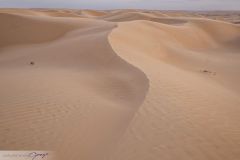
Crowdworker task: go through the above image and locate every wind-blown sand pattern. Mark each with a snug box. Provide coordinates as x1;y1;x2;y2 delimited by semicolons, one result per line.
0;9;240;160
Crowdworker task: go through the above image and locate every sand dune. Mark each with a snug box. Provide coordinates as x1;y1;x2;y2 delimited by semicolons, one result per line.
109;17;240;160
0;9;149;160
102;11;158;21
0;9;240;160
0;13;83;48
101;10;188;25
81;10;107;17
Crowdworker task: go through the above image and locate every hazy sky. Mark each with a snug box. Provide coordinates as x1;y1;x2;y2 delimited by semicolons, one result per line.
0;0;240;10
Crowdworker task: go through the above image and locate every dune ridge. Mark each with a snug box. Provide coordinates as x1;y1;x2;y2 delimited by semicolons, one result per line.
109;17;240;160
0;10;149;160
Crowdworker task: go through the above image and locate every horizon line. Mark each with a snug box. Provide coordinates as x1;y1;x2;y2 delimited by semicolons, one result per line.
0;7;240;12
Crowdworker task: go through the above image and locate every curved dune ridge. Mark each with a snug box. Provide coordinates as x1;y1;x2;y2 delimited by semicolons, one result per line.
0;9;240;160
0;9;149;160
109;16;240;160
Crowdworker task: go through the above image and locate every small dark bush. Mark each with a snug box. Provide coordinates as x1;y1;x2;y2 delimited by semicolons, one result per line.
203;70;208;73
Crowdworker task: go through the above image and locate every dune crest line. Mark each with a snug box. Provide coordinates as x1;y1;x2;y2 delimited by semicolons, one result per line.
0;10;149;160
108;19;240;160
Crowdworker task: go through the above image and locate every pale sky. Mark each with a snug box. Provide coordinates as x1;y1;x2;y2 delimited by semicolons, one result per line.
0;0;240;10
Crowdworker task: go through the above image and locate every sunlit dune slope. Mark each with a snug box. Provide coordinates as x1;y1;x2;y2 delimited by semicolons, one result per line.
109;17;240;160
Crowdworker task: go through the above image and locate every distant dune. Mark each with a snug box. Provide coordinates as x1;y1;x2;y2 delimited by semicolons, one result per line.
0;9;240;160
81;10;107;17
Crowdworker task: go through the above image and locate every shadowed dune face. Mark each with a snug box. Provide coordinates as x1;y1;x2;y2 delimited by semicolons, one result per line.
0;8;240;160
0;9;149;160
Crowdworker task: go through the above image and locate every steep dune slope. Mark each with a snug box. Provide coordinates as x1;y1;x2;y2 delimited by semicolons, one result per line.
0;12;149;160
109;19;240;160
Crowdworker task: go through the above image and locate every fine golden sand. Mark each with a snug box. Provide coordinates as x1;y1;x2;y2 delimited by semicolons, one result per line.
0;9;240;160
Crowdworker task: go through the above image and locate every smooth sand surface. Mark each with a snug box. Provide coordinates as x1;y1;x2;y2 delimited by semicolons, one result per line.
0;9;240;160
